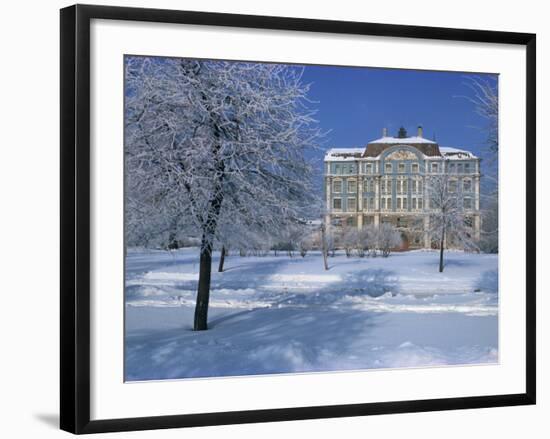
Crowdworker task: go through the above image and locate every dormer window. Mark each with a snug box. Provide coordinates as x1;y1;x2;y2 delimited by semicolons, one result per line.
431;163;439;173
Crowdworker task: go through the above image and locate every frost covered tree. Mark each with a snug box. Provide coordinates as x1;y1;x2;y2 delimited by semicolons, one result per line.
340;227;358;258
377;224;401;257
464;77;498;154
463;76;499;253
357;225;378;257
125;56;321;330
427;171;478;272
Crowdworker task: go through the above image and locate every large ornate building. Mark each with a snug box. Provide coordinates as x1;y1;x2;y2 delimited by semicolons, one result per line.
324;126;481;249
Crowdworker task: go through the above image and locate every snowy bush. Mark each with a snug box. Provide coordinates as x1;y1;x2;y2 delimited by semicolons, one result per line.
377;224;402;257
340;227;358;258
356;225;377;257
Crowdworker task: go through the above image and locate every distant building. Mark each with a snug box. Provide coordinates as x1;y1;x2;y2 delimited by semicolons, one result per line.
324;126;481;249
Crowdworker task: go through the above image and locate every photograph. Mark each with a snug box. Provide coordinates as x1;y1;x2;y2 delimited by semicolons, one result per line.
123;55;499;382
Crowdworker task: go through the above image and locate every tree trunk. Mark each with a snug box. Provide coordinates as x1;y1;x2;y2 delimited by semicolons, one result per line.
218;245;226;272
321;224;329;271
194;235;213;331
439;227;445;273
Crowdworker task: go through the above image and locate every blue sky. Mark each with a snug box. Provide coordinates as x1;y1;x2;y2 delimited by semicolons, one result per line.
300;65;497;162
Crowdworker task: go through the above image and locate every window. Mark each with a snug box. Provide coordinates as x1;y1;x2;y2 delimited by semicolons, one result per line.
333;198;342;210
412;198;417;209
412;163;419;173
364;197;374;211
364;179;373;193
464;163;471;173
412;180;422;193
385;163;392;173
366;163;373;174
463;179;472;192
398;163;405;173
347;198;356;211
449;163;456;173
397;179;408;194
457;163;464;173
334;164;341;174
347;180;357;193
333;180;342;193
449;180;458;193
396;198;401;209
346;217;355;227
418;198;423;209
348;164;355;174
381;179;391;194
431;163;439;173
463;197;472;210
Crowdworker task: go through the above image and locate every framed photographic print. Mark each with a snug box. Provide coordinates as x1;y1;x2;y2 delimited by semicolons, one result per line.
60;4;536;434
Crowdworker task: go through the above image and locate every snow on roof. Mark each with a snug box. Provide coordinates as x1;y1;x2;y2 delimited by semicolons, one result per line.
324;145;478;162
368;136;437;145
440;146;478;159
324;148;364;162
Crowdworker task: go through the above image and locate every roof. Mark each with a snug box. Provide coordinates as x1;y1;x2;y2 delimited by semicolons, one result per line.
364;136;441;157
324;138;478;162
368;136;437;145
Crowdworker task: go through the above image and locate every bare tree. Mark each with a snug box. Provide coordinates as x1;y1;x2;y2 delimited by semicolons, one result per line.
125;57;321;330
464;77;498;154
427;171;478;272
464;76;499;254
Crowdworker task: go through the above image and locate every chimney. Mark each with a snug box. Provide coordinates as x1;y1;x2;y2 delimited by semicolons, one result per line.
417;125;423;138
382;127;388;137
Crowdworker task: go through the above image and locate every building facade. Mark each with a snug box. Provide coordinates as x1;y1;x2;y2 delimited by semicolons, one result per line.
324;126;481;249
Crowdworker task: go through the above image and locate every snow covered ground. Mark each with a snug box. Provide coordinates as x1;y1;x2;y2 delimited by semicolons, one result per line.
125;248;498;381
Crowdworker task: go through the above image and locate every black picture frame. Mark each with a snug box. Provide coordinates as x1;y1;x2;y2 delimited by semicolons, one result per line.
60;4;536;434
